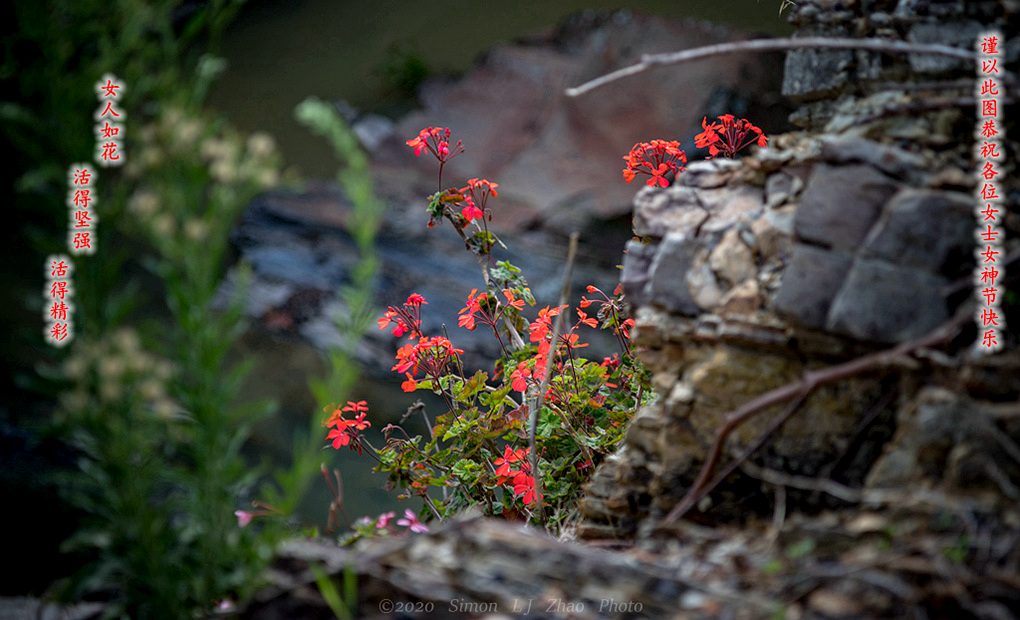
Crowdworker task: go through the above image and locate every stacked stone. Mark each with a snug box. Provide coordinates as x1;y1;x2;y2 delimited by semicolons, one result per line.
783;0;1018;131
578;0;1018;540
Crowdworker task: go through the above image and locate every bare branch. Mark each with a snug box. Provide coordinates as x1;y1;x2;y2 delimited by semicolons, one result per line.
662;302;974;524
529;232;580;525
565;37;980;97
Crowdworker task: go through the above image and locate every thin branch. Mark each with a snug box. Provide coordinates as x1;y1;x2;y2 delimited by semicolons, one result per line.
738;461;1000;517
503;315;527;351
672;390;810;521
529;232;580;526
565;37;982;97
851;95;1017;127
662;303;974;524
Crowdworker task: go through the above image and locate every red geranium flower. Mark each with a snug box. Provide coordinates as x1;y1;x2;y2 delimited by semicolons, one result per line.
621;139;687;186
694;114;768;159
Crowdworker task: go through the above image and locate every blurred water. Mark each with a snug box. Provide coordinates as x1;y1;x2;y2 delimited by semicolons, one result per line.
208;0;792;178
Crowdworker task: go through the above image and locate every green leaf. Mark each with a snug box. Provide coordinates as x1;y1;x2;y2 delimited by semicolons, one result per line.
784;538;816;560
460;370;488;400
310;563;354;620
467;230;497;256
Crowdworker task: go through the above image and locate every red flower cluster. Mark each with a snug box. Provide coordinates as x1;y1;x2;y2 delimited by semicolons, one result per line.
407;128;497;226
325;400;371;451
622;139;687;187
392;336;465;392
694;114;768;159
459;178;498;222
406;126;463;163
378;293;427;338
494;445;540;505
379;293;466;393
458;287;526;363
528;304;566;343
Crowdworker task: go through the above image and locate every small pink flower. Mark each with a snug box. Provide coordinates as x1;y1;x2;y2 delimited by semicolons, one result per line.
234;510;253;527
397;508;429;533
376;511;396;529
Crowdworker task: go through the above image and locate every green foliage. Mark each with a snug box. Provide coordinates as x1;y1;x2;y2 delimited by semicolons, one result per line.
783;538;816;560
378;42;432;102
326;127;654;535
310;563;358;620
18;1;294;617
56;102;284;617
252;97;382;519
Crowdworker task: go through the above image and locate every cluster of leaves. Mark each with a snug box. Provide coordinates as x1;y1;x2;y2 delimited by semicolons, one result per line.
9;2;294;617
54;100;284;617
324;127;653;533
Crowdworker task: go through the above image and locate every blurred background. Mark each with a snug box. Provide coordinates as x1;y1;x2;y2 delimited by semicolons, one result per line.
1;0;793;611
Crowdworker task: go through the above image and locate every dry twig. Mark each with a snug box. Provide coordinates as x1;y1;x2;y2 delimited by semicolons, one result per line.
565;37;981;97
529;232;580;525
663;304;974;524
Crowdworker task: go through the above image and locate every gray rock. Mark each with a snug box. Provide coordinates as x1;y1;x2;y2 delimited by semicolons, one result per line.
752;205;796;260
774;244;854;329
764;171;803;209
0;597;104;620
782;44;854;101
861;189;975;276
687;262;725;311
866;386;1020;494
632;185;708;239
246;246;340;290
907;20;984;74
709;228;757;286
819;136;928;179
827;257;949;342
620;239;658;307
720;278;762;315
795;164;899;251
679;158;743;189
700;185;765;234
646;233;701;316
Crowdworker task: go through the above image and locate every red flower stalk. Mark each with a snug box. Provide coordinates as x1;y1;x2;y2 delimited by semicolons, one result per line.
528;304;566;343
458;288;489;331
694;114;768;159
378;293;428;339
324;401;372;451
493;446;541;505
458;288;524;336
391;336;464;385
622;139;687;187
459;178;498;222
406;126;464;164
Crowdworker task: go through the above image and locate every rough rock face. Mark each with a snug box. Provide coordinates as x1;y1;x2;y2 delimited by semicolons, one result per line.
578;0;1019;540
782;0;1020;130
241;515;753;620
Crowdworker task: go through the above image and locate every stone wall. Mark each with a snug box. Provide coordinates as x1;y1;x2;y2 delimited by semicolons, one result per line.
578;0;1018;540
